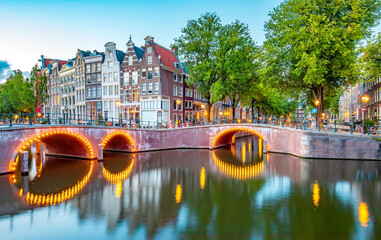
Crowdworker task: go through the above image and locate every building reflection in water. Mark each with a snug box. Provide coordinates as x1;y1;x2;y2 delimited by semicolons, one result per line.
2;136;381;239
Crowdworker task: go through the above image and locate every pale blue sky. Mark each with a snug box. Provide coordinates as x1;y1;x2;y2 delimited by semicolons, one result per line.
0;0;380;82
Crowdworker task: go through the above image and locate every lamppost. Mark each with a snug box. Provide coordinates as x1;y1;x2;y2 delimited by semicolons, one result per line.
116;100;121;126
176;99;181;125
361;95;369;134
314;99;320;127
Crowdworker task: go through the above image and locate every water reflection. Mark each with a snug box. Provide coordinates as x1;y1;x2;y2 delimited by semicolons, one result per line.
0;136;381;239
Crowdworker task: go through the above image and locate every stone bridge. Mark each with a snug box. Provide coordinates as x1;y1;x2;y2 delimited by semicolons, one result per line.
1;124;381;174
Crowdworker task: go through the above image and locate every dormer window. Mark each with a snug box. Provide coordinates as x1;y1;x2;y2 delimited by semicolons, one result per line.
108;50;112;58
174;63;179;70
147;47;152;54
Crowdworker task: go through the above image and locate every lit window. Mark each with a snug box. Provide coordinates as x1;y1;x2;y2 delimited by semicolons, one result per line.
154;67;159;77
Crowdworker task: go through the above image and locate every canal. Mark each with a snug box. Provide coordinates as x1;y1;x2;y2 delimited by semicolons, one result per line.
0;136;380;239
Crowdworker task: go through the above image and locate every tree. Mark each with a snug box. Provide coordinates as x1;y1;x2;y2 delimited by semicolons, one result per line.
174;12;222;122
24;65;48;112
360;33;381;80
0;66;47;113
211;20;257;121
263;0;381;123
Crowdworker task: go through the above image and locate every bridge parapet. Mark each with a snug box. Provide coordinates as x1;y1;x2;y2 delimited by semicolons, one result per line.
0;124;381;174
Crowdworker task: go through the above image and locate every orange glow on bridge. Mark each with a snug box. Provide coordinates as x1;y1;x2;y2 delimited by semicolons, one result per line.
211;127;268;150
211;151;264;180
25;161;94;206
101;131;135;151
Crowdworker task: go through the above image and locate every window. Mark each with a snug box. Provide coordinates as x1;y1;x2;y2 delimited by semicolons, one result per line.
109;86;113;96
173;100;177;110
148;70;152;80
154;67;159;77
91;63;96;72
179;87;183;97
103;86;107;96
133;89;138;102
128;56;133;65
97;86;101;98
148;83;152;94
173;86;177;96
87;87;90;98
86;64;90;73
124;90;129;103
109;50;112;58
142;69;146;78
97;73;101;82
108;61;112;68
147;56;152;64
97;63;101;72
114;72;118;82
147;47;152;54
115;85;118;96
123;72;130;85
92;86;96;98
179;102;182;111
173;73;177;82
154;82;159;94
175;62;179;70
142;83;146;94
132;71;138;84
103;74;107;83
179;75;183;83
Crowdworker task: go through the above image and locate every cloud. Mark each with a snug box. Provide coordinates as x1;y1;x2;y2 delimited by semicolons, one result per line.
0;60;11;75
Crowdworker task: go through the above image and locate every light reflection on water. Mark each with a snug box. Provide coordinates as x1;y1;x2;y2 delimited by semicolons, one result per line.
0;136;380;239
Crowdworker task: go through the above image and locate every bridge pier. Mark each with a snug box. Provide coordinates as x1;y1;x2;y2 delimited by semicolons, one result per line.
98;144;103;160
263;140;267;154
21;151;28;176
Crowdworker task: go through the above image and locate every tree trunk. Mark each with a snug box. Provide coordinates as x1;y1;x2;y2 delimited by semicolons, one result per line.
207;101;212;123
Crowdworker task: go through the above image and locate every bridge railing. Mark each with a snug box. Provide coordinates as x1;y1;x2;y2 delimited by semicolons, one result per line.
0;113;378;136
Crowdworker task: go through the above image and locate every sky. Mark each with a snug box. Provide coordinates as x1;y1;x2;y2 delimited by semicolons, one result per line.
0;0;380;83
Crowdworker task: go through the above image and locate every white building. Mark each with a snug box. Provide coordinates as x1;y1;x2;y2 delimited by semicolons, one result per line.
59;62;76;121
101;42;125;120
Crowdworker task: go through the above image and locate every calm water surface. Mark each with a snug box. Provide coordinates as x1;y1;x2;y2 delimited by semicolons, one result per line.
0;136;380;239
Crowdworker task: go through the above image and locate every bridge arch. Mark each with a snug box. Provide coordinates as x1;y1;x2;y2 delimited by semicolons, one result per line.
101;131;135;152
211;126;269;150
9;130;95;172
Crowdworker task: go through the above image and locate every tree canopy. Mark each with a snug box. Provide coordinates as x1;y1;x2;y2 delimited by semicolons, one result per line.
263;0;381;122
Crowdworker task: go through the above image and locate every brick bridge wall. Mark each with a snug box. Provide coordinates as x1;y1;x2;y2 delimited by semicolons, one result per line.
0;124;380;174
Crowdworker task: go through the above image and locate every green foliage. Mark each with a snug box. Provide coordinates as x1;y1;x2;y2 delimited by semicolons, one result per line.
263;0;381;120
174;12;222;115
0;66;47;113
360;33;381;80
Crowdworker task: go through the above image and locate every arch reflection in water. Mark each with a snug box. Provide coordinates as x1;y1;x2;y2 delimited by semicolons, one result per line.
212;136;265;180
102;152;135;198
24;159;94;206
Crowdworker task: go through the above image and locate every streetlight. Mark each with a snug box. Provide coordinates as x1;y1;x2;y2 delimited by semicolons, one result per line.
361;95;369;134
116;100;121;126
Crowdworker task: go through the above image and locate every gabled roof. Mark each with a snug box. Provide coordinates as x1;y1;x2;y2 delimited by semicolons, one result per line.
79;49;92;58
133;46;144;60
116;50;126;63
153;43;183;72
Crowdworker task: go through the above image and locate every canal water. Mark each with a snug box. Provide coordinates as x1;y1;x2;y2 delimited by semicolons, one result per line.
0;136;380;239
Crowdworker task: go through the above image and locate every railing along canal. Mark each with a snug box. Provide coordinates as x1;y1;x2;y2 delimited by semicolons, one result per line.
0;113;379;136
